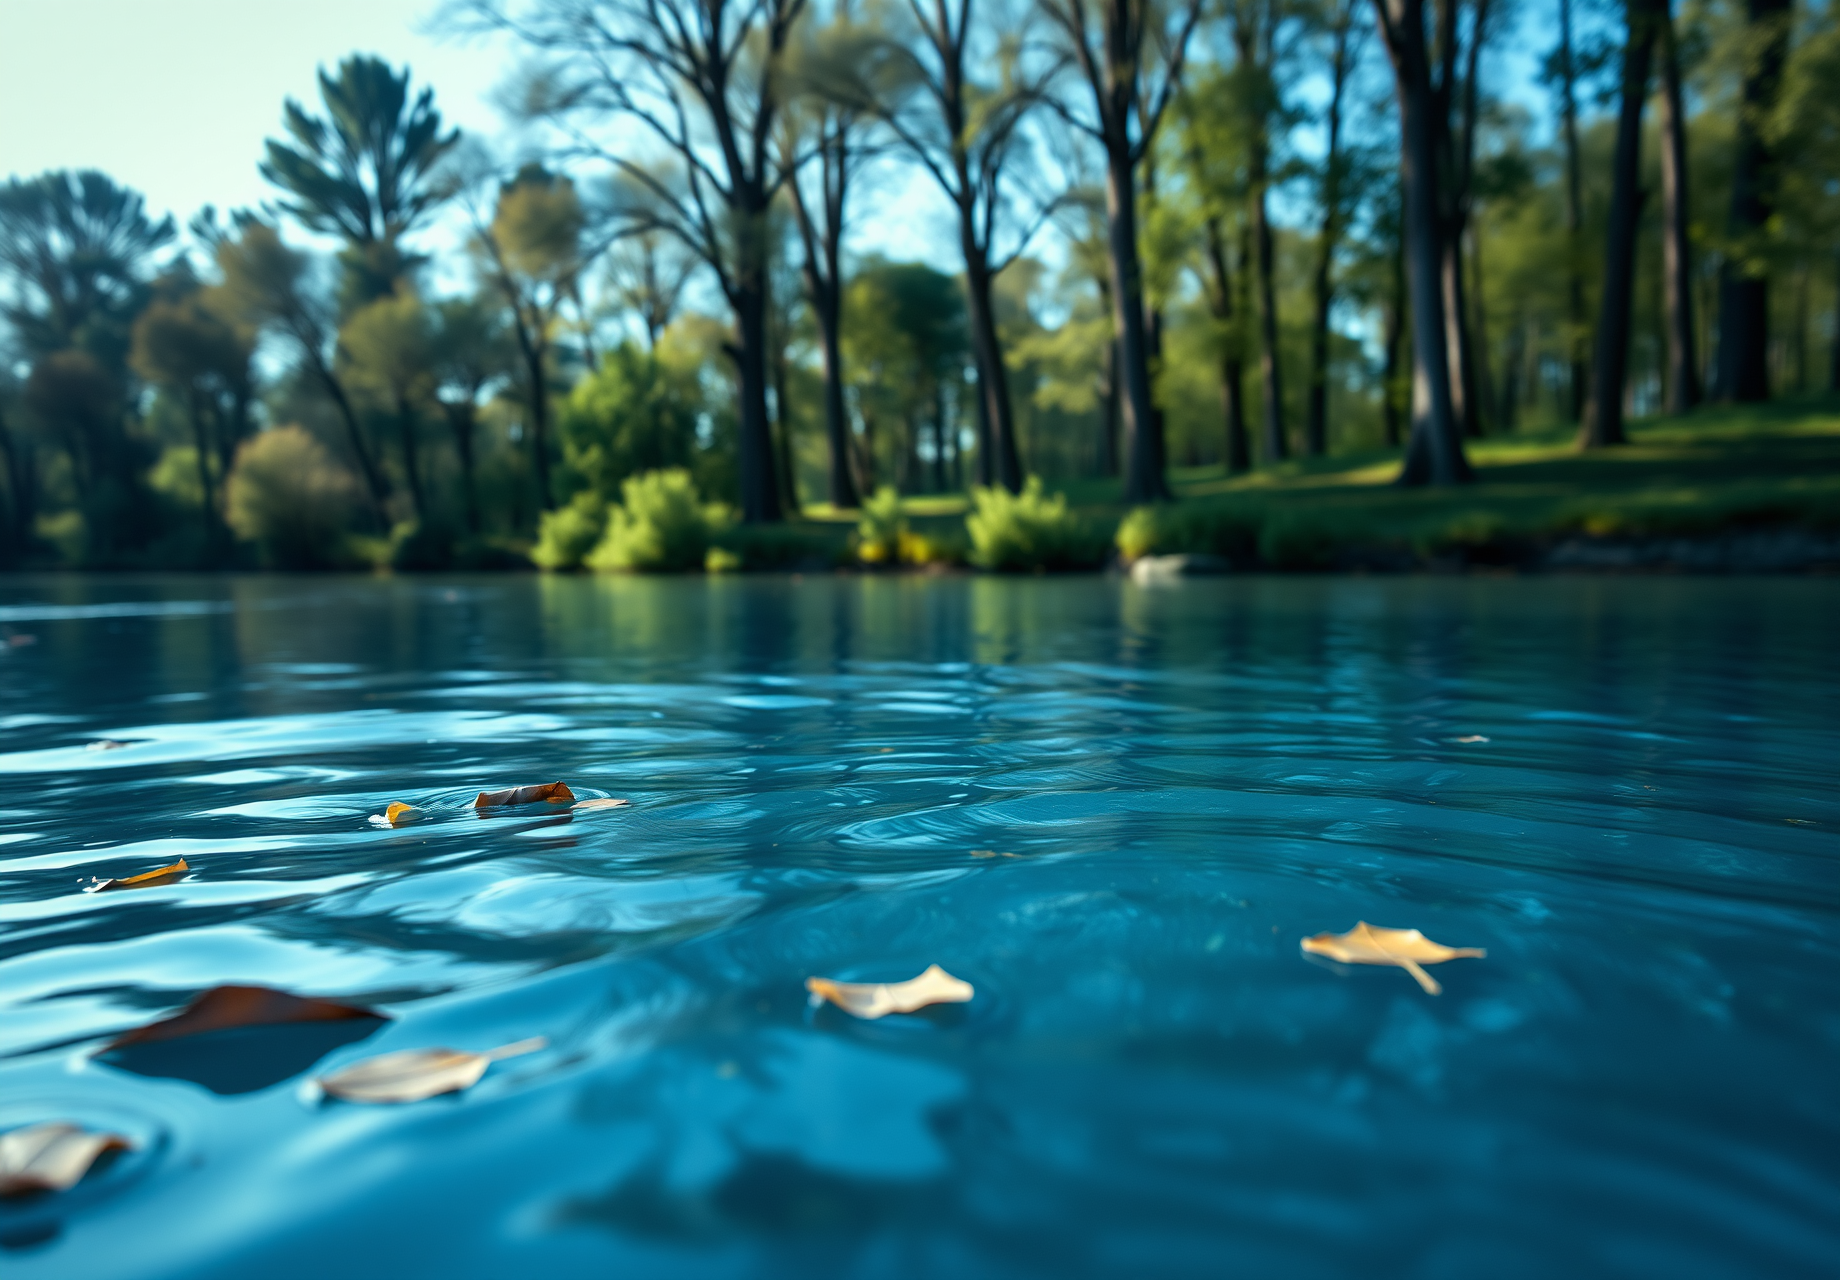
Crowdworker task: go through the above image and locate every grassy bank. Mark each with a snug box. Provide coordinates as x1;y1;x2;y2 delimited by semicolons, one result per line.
788;400;1840;572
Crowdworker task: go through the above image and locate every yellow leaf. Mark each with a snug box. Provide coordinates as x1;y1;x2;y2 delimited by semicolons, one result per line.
474;781;575;809
84;857;189;893
806;964;974;1019
316;1037;547;1104
0;1123;130;1197
1301;921;1486;995
570;798;629;812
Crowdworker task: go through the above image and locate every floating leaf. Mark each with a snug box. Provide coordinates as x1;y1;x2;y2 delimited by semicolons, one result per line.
0;1123;130;1197
316;1036;547;1104
84;857;189;893
571;798;629;812
1301;921;1486;995
475;781;575;809
369;801;422;828
107;985;383;1050
806;964;974;1019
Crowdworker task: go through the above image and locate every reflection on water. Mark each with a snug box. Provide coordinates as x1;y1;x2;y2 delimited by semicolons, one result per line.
0;573;1837;1278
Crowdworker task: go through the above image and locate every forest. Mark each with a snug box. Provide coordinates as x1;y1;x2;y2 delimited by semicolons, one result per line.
1;0;1837;573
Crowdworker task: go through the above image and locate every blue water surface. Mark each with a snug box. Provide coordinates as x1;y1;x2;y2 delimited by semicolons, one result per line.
0;573;1836;1278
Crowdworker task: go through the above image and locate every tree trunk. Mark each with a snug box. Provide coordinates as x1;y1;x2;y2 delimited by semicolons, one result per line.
187;388;219;556
1105;146;1169;503
519;337;554;514
1559;0;1589;422
962;250;1021;492
1442;230;1481;437
1582;0;1660;448
1469;225;1496;433
815;290;859;508
0;408;30;556
1305;10;1352;457
1202;216;1250;473
1657;3;1700;413
1250;142;1287;464
1377;0;1472;485
1831;252;1840;392
733;272;784;523
1715;0;1790;403
1305;236;1333;457
1381;248;1406;447
445;402;481;533
396;394;427;520
1099;337;1120;476
305;341;389;527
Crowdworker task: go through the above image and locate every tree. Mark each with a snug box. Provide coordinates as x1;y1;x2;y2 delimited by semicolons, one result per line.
260;55;461;310
1174;79;1252;474
430;296;510;532
343;290;436;522
557;341;701;498
1547;0;1590;422
1656;0;1700;413
212;218;391;524
130;271;257;552
1581;0;1665;448
462;0;802;525
1370;0;1475;484
843;260;969;493
1714;0;1792;402
1038;0;1204;502
1305;0;1365;456
472;163;590;515
823;0;1052;494
604;232;697;349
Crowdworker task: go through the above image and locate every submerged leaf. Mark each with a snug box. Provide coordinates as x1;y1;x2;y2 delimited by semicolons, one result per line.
570;797;629;812
0;1123;130;1197
806;964;974;1019
475;781;575;809
84;857;189;893
106;984;384;1050
1301;921;1486;995
316;1036;547;1104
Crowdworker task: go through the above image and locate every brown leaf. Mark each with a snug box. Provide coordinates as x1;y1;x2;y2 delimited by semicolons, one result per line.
1301;921;1486;995
316;1036;547;1104
806;964;975;1019
106;984;385;1050
570;798;629;812
0;1123;130;1197
368;801;422;828
84;857;189;893
474;781;575;809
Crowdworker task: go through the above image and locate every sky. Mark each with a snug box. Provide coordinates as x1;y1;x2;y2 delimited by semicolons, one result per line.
0;0;953;269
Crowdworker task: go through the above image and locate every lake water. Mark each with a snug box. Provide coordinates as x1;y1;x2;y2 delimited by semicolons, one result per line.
1;573;1836;1278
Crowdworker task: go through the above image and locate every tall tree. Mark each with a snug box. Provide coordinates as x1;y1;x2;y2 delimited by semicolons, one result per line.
343;291;436;522
826;0;1052;493
1550;0;1588;422
462;0;802;524
1581;0;1664;448
261;55;461;310
1226;0;1291;464
1305;0;1363;456
1371;0;1474;484
471;164;590;515
1038;0;1203;503
604;232;697;349
1174;80;1251;474
1656;0;1699;413
1715;0;1792;402
430;296;509;534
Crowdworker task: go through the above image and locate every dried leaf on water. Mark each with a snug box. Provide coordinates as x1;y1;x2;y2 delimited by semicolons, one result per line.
84;857;189;893
316;1036;547;1104
106;984;384;1050
806;964;974;1019
1300;921;1486;995
0;1123;131;1197
475;781;575;809
571;798;629;812
369;801;422;827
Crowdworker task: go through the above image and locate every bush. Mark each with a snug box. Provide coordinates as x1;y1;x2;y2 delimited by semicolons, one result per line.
966;478;1107;571
225;426;362;569
585;468;732;572
531;491;607;571
1116;500;1262;565
856;485;904;565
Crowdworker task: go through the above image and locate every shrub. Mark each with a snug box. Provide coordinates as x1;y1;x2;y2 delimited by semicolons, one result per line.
965;478;1106;571
586;468;732;572
531;491;607;571
856;485;904;565
1116;500;1263;565
1115;506;1159;562
225;426;362;569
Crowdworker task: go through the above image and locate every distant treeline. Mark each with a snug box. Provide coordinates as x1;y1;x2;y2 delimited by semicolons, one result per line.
1;0;1836;569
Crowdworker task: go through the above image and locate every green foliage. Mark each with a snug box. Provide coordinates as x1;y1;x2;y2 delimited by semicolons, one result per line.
531;490;607;571
585;469;731;573
224;426;363;568
966;478;1107;571
855;485;904;563
558;343;700;498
